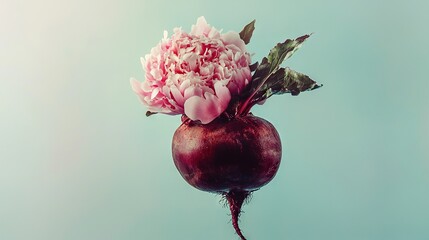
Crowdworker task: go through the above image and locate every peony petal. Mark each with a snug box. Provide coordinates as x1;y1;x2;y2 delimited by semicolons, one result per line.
141;81;152;92
130;78;144;95
150;69;162;81
226;81;239;95
179;79;191;93
208;27;220;39
191;16;209;36
213;81;231;111
184;95;219;124
184;85;203;100
151;88;160;99
131;16;251;119
221;32;246;52
170;85;185;107
140;57;146;69
184;82;231;124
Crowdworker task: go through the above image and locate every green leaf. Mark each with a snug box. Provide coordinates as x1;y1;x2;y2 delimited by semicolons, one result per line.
236;34;320;115
279;68;322;96
266;34;310;73
247;34;311;94
245;67;321;106
146;111;157;117
250;68;286;103
260;67;322;101
239;20;256;45
249;61;259;72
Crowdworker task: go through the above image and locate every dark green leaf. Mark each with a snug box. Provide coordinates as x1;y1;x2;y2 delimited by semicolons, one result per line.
146;111;157;117
239;20;256;45
279;67;321;96
266;34;310;73
257;67;322;102
249;61;259;72
236;34;317;115
240;66;322;111
246;34;310;95
250;68;286;104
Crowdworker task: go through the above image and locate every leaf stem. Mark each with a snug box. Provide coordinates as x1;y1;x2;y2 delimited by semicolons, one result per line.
237;73;272;115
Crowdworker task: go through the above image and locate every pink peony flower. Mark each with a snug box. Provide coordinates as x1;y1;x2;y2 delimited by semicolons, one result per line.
131;16;251;124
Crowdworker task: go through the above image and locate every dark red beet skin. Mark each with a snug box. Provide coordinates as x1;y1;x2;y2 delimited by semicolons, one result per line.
172;114;282;240
172;115;282;193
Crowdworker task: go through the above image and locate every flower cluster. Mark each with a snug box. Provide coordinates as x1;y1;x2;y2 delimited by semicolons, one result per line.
131;17;251;124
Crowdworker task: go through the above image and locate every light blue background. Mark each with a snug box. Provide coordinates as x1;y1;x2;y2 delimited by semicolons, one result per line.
1;0;428;239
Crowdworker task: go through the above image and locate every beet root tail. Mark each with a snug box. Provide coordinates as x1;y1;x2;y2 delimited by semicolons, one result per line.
225;190;251;240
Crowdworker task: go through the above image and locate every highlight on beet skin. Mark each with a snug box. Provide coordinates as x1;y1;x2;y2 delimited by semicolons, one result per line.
131;16;321;240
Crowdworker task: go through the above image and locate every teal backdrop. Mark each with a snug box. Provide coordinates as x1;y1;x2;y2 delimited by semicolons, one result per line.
1;0;428;239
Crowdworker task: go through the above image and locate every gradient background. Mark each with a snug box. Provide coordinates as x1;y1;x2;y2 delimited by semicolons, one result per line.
1;0;428;239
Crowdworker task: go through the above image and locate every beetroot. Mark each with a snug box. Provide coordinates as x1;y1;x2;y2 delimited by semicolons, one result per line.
131;18;321;240
172;115;282;239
